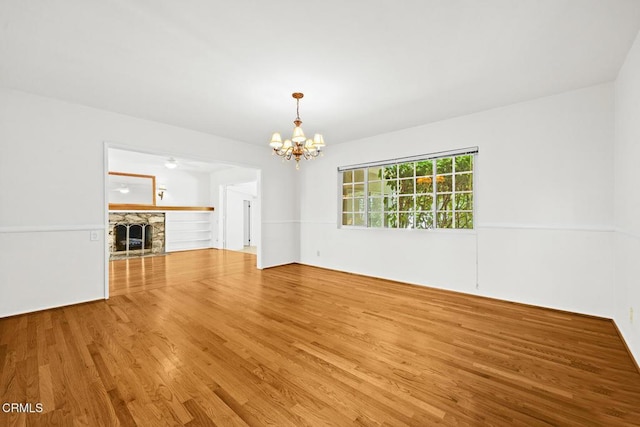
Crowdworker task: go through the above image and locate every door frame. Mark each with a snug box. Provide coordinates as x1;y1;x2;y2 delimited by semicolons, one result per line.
103;141;263;299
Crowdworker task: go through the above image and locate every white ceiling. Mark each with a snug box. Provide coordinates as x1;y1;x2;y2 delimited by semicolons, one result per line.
2;1;640;145
109;148;232;173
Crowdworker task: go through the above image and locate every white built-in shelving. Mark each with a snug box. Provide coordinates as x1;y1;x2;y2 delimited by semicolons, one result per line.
164;211;213;252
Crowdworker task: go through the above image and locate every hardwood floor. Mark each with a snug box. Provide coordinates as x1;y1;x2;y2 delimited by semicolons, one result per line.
2;249;640;426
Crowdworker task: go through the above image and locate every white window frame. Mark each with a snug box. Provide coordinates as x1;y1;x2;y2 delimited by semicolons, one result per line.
338;147;478;230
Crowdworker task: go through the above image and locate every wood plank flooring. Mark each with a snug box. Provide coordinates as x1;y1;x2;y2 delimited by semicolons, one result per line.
2;249;640;426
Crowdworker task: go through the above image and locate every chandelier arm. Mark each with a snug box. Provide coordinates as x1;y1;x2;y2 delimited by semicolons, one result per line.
275;146;293;158
303;148;316;160
304;147;318;159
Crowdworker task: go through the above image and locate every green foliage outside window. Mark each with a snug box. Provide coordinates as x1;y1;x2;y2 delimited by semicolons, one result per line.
341;154;474;229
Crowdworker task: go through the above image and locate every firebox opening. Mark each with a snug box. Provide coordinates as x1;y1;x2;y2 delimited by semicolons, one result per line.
114;223;153;254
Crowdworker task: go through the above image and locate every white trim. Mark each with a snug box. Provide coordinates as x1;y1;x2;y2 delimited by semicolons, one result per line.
474;152;480;291
338;146;479;171
612;318;640;368
256;170;263;269
477;223;613;232
0;224;105;233
103;141;110;300
218;184;226;249
337;224;477;234
299;220;336;225
1;296;104;319
221;184;228;249
614;227;640;240
263;220;337;225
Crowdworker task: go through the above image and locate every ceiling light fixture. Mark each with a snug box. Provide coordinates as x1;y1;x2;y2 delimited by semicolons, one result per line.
118;184;130;194
269;92;326;169
165;158;178;169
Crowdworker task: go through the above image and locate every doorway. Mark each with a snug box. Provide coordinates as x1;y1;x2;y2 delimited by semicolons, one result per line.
221;180;258;255
105;144;262;298
243;200;252;247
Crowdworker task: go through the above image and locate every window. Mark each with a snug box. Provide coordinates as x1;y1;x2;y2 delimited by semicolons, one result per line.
340;149;476;229
341;169;366;226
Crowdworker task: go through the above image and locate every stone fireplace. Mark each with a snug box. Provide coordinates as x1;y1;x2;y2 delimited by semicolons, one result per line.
108;212;165;259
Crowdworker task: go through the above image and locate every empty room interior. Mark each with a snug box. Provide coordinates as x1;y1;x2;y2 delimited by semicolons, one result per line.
2;1;640;425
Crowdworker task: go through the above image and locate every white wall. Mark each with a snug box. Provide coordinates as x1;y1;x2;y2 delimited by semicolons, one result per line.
0;88;297;317
614;29;640;364
299;83;614;317
109;153;212;206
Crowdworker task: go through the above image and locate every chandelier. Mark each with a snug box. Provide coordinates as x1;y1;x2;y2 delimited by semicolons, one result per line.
269;92;326;169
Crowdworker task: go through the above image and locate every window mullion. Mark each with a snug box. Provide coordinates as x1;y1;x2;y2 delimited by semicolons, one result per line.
365;168;369;228
452;156;456;229
414;163;419;229
432;160;437;229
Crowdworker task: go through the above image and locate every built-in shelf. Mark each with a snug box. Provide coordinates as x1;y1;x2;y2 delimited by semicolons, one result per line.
109;204;214;211
164;211;213;253
170;238;212;243
108;208;215;253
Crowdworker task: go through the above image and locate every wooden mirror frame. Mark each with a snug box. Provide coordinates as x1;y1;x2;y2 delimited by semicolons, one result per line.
108;172;156;206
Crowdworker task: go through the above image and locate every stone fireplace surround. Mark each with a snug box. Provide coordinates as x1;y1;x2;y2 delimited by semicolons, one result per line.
108;212;165;258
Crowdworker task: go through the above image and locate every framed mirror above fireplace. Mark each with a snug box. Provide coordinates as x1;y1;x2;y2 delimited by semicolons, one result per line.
108;172;156;206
